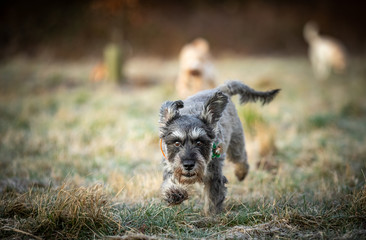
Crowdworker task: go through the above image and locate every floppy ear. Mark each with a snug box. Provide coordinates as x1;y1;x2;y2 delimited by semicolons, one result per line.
159;100;184;126
200;91;228;126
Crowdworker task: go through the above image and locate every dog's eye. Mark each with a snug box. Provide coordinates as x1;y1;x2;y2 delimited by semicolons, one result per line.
196;141;202;146
174;142;182;147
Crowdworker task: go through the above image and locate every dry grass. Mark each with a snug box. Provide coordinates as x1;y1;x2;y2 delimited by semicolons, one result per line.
0;55;365;239
0;183;119;239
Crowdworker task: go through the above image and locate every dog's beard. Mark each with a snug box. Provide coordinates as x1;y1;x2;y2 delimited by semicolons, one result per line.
172;157;206;185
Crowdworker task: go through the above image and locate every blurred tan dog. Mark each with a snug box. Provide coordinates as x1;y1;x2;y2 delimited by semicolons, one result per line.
176;38;216;98
303;22;347;80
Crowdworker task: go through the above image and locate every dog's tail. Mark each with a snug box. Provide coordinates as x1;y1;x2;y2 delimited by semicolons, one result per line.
218;80;280;105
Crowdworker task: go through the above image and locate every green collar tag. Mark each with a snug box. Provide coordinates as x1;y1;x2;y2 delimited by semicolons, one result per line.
212;143;221;158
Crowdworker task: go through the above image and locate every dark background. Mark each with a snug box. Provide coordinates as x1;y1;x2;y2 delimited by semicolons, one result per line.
1;0;365;59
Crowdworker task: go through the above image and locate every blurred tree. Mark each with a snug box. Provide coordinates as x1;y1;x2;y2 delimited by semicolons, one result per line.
104;42;123;83
90;0;140;83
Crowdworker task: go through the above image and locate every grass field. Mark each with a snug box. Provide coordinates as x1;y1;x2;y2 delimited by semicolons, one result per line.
0;55;365;239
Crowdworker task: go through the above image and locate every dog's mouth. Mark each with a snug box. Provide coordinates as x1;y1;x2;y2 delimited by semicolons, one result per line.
176;171;203;184
182;172;196;178
189;69;202;77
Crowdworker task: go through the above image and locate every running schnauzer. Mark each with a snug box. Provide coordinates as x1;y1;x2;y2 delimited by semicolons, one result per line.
159;81;280;215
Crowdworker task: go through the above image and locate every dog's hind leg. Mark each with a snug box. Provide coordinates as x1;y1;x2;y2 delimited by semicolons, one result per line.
226;123;249;181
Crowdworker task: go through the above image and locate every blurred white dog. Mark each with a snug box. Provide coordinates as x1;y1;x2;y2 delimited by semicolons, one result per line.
303;21;347;80
176;38;216;98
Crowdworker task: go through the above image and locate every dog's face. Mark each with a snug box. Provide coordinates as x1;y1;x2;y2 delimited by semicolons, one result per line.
159;91;228;185
180;39;210;75
162;116;213;184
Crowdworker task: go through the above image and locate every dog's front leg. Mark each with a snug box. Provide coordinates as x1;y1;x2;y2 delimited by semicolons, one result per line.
161;170;188;205
203;158;227;215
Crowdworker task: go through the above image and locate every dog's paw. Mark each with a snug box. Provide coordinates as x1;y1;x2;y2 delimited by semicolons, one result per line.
163;186;189;205
235;163;249;181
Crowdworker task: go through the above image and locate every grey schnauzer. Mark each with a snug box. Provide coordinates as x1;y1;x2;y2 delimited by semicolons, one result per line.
159;81;279;215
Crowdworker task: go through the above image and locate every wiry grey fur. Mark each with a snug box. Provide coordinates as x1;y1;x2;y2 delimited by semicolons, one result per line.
159;80;280;215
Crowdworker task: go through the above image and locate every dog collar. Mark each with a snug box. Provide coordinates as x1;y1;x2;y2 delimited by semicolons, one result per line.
160;139;167;159
212;142;221;158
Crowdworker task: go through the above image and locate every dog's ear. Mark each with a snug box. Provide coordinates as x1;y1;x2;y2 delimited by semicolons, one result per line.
159;100;184;125
200;91;228;126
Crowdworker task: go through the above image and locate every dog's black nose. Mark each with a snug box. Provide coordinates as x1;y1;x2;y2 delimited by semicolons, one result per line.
183;160;195;171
